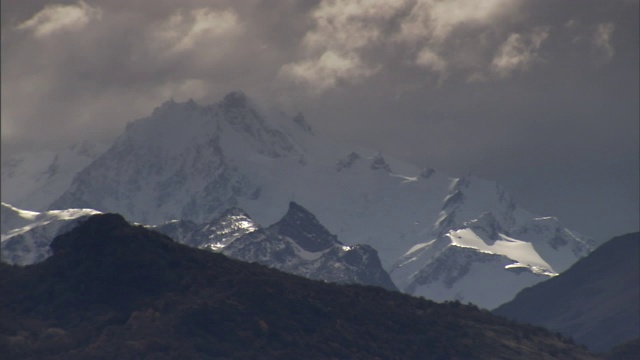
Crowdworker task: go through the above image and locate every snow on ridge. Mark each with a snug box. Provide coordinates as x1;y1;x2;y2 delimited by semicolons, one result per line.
2;204;101;242
290;237;333;261
1;203;102;265
2;202;40;221
405;240;435;257
447;228;556;274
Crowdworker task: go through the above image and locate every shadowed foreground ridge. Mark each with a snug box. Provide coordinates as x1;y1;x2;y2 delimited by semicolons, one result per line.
1;214;599;359
494;232;640;352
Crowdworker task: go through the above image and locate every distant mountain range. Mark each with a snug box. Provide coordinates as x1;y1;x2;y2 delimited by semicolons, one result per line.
155;201;397;291
494;232;640;352
0;213;600;359
1;92;594;309
2;202;395;291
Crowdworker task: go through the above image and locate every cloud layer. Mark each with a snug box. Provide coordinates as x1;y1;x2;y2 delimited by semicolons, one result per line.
1;0;638;241
15;0;102;38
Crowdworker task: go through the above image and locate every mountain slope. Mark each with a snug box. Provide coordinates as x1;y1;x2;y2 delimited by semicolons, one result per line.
50;94;297;223
2;202;395;291
0;213;600;359
152;207;259;252
44;92;593;307
1;141;105;211
389;181;592;308
221;202;397;291
1;203;100;265
494;232;640;352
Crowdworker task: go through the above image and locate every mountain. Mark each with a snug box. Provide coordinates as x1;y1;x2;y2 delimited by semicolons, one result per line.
1;202;394;291
219;202;396;291
152;207;259;251
1;141;105;211
389;178;594;308
1;203;100;265
494;232;640;352
0;213;601;359
37;92;592;308
50;94;298;223
606;338;640;360
156;202;396;290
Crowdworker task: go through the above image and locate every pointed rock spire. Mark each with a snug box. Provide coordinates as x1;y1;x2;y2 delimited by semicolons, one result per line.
268;202;340;252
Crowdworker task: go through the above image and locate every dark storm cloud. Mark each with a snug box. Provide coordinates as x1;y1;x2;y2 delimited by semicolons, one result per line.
1;0;638;240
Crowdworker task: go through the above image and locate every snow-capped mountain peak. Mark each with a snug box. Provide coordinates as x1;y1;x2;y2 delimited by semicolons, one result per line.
387;174;593;308
50;94;315;224
151;201;396;290
6;91;594;308
153;207;259;252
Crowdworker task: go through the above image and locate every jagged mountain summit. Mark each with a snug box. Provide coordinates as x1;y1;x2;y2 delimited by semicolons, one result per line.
155;202;397;291
152;207;259;252
1;202;395;291
0;213;601;359
50;93;303;223
390;177;594;308
33;91;592;308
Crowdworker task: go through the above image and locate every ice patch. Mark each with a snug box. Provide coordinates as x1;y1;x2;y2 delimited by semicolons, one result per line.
405;240;435;256
447;228;555;273
288;237;332;261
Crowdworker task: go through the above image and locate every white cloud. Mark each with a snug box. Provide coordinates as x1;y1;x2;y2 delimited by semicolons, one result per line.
302;0;408;51
415;47;448;83
398;0;526;80
398;0;521;44
282;0;517;91
156;79;208;101
15;1;101;38
152;8;242;53
592;22;615;65
491;26;550;77
416;48;446;71
280;0;405;93
281;0;530;90
279;51;379;93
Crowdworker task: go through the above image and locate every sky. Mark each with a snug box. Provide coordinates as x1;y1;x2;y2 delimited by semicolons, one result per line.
1;0;638;243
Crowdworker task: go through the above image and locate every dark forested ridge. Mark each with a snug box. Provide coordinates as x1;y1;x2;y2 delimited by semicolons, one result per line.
1;214;600;359
494;232;640;352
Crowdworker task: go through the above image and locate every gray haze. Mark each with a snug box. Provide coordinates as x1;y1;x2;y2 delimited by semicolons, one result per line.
2;0;638;242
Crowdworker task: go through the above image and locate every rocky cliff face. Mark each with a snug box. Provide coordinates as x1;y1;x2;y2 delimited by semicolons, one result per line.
156;202;397;291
